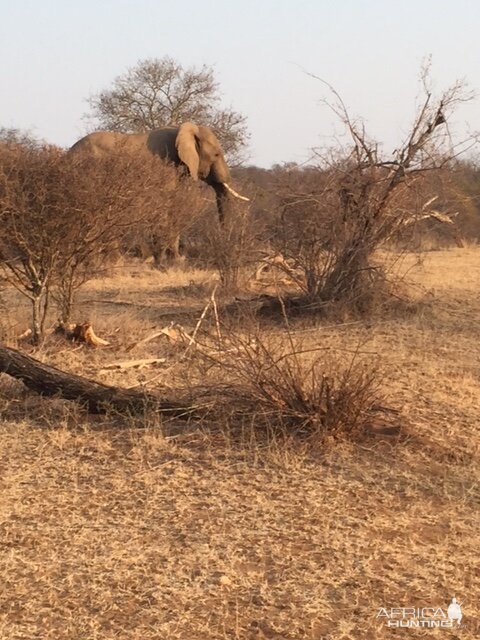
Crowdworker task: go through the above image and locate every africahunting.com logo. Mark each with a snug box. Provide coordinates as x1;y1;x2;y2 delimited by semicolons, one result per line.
377;597;463;629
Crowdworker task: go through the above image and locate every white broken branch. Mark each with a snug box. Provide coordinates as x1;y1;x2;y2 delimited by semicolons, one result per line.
99;358;166;373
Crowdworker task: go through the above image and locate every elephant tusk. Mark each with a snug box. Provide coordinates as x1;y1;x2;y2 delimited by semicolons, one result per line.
222;183;250;201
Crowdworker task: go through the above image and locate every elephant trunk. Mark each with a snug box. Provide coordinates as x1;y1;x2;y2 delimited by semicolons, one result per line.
212;183;228;224
208;171;249;223
211;182;250;224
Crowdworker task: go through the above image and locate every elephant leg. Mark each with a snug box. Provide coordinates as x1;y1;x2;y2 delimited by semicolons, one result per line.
156;234;182;268
149;234;167;270
152;248;167;270
170;233;181;260
149;231;183;269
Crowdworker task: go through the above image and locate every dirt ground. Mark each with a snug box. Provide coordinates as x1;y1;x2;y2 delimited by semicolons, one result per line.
0;248;479;639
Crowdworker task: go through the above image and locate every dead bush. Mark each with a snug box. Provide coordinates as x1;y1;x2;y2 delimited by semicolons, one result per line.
189;199;259;292
225;341;380;439
0;141;173;341
125;169;209;269
267;72;475;313
180;314;386;441
387;165;478;250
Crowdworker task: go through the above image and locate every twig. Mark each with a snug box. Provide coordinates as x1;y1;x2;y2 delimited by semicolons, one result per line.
99;357;166;372
182;286;217;358
126;329;169;352
211;286;222;343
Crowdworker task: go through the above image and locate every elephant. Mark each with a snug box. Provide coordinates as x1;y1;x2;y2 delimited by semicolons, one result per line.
69;122;248;225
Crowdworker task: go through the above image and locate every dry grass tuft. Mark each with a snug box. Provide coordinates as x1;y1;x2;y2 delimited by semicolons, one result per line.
197;328;386;442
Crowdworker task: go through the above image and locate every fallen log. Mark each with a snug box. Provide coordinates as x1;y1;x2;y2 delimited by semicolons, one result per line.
0;344;192;417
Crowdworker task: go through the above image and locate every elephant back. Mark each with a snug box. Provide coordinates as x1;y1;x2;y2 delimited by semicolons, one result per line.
69;131;145;157
146;128;180;163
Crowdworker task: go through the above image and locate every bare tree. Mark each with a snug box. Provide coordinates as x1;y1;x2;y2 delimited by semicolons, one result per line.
271;71;476;309
0;127;40;148
0;143;67;342
53;149;178;322
86;57;249;163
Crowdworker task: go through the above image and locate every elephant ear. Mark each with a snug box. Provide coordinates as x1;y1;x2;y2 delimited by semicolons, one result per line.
176;123;200;180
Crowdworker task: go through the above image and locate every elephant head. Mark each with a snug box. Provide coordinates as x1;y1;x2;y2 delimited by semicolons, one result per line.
70;123;248;223
148;122;249;222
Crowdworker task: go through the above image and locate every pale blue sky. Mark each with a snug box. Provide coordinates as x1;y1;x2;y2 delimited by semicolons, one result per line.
1;0;479;166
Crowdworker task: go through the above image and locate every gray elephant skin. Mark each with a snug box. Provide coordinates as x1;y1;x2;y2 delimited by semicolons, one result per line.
69;122;248;224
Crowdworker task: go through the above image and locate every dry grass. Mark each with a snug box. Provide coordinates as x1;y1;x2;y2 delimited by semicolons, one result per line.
0;248;479;639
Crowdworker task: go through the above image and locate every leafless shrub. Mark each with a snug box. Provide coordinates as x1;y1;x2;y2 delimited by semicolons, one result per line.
387;165;479;250
221;338;381;439
178;311;385;441
0;143;67;342
0;142;174;342
57;149;179;320
269;72;475;312
191;200;259;293
0;127;41;149
125;168;209;269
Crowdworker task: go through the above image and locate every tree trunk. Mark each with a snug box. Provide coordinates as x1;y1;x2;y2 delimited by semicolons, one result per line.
31;292;45;345
321;240;371;302
0;344;193;417
58;273;76;323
